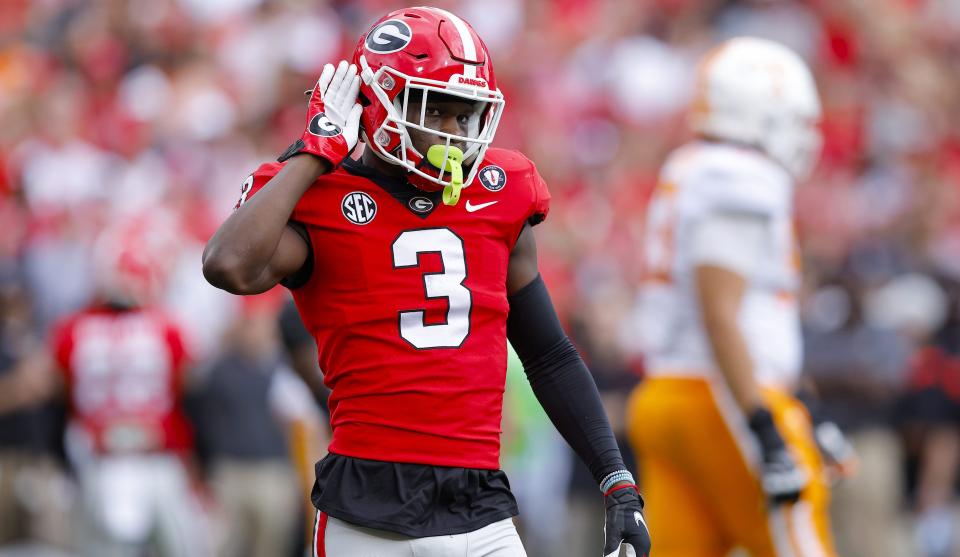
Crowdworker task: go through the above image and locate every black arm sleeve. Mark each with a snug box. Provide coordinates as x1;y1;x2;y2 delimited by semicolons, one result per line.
506;274;626;485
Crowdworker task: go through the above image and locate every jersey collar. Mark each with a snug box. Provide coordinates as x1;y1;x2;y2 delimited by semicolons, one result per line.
341;158;442;219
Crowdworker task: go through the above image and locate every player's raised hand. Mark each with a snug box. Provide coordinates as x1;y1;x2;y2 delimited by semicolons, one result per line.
314;61;363;149
603;484;651;557
279;60;363;167
748;408;808;504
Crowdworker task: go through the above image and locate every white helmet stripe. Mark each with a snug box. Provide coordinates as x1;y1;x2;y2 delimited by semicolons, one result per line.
425;7;478;78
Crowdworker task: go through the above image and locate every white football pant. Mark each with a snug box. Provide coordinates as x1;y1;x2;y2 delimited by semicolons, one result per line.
77;454;209;557
314;514;526;557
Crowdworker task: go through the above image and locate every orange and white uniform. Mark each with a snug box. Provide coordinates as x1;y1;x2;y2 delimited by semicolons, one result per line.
628;140;836;557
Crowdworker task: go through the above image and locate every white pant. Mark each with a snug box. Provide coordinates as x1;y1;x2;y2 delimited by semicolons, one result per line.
76;454;209;557
314;515;526;557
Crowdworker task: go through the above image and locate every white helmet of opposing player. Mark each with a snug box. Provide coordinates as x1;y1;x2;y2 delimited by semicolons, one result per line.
690;37;822;180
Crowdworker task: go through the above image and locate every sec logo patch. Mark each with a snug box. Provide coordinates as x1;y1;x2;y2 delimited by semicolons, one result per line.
342;191;377;225
478;165;506;192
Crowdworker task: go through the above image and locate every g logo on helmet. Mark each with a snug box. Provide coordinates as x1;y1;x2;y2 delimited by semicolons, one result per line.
365;20;413;54
309;113;342;137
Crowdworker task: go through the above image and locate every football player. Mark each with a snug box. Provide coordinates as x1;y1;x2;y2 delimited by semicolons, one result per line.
49;215;207;557
203;7;651;557
628;37;837;557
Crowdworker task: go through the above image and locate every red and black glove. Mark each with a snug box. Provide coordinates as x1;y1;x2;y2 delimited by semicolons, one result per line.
603;484;651;557
279;60;363;167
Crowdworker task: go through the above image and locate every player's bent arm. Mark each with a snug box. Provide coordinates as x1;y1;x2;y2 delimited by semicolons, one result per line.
692;212;769;414
506;224;627;482
202;155;328;294
204;61;362;294
694;213;807;504
507;225;651;556
695;264;763;413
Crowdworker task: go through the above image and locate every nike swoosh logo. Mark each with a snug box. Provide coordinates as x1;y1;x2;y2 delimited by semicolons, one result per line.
465;200;498;213
634;511;646;529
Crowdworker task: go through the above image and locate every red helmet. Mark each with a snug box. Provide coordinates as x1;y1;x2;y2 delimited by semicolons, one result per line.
93;212;181;307
352;7;505;192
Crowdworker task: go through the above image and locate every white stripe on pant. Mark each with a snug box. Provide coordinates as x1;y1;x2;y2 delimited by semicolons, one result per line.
315;514;526;557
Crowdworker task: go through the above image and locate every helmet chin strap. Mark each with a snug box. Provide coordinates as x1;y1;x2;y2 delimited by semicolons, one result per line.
426;144;464;206
358;55;376;86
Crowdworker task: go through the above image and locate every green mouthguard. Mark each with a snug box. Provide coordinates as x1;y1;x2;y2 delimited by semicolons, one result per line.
426;144;464;206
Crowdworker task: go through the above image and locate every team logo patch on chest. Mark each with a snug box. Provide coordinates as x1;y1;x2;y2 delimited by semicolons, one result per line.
478;165;507;192
408;196;434;214
342;191;377;225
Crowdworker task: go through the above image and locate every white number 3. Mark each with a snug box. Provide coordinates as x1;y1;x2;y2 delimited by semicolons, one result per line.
392;228;471;349
236;174;254;208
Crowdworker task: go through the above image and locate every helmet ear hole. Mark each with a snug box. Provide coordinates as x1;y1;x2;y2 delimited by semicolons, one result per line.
358;92;372;108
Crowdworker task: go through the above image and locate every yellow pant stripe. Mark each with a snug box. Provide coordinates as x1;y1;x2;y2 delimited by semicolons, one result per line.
627;376;837;557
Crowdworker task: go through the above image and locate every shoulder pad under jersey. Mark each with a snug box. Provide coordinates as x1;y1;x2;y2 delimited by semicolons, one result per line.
479;148;551;226
666;142;792;218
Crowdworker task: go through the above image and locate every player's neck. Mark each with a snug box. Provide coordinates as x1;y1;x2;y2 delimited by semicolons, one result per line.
361;148;407;178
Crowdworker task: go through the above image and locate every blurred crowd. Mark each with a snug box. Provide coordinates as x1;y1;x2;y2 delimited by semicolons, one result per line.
2;0;960;556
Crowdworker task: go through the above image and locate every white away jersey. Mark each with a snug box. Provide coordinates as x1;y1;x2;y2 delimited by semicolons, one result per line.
636;141;802;388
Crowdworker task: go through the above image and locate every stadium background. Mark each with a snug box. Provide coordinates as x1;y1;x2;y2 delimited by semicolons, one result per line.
2;0;960;556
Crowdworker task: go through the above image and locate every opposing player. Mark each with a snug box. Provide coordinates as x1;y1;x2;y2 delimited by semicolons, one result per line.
628;37;837;557
203;7;650;557
50;215;207;557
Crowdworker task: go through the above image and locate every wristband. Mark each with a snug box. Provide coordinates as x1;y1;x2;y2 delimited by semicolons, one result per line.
600;469;635;493
603;483;640;497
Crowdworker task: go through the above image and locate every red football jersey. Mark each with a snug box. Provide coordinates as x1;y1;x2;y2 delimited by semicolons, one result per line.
240;148;550;469
51;306;193;454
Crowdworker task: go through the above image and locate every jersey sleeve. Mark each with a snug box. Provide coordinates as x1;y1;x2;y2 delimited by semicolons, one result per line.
690;212;769;276
495;149;550;226
234;162;284;210
526;161;551;226
688;162;786;219
234;162;321;230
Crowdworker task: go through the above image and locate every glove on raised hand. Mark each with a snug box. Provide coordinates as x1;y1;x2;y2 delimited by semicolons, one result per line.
279;60;363;167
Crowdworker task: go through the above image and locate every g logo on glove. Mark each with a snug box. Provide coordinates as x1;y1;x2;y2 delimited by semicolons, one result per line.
309;113;343;137
278;61;362;167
